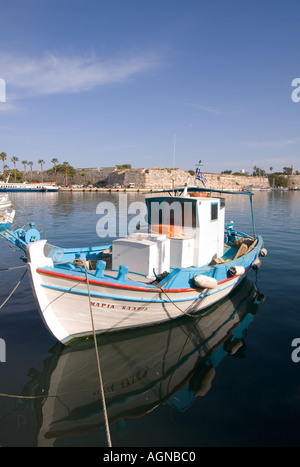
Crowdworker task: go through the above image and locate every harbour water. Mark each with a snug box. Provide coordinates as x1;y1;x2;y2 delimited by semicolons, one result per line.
0;190;299;447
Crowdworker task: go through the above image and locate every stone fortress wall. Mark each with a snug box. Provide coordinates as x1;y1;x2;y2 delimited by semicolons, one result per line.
20;166;300;190
104;167;272;190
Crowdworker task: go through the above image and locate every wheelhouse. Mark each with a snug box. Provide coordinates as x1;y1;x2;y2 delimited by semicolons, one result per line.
145;192;226;268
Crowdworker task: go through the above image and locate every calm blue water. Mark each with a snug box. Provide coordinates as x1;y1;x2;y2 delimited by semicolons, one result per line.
0;190;299;447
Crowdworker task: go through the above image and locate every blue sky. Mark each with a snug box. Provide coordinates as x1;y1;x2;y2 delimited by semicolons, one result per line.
0;0;300;174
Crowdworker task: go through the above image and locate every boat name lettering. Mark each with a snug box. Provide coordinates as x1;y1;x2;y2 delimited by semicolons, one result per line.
120;367;149;389
90;301;148;311
90;301;115;309
121;305;148;311
93;367;149;395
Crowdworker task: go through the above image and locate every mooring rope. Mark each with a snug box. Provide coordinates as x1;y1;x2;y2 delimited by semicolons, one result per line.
0;387;97;400
152;268;200;318
84;268;112;448
157;284;196;317
0;265;27;271
0;269;28;309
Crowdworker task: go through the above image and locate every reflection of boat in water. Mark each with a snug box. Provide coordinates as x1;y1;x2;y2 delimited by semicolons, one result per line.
28;277;265;446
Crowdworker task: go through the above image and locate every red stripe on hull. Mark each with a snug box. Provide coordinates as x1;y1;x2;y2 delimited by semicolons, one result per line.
36;267;246;293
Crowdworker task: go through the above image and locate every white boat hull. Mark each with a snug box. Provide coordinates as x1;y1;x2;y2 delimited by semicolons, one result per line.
27;241;244;344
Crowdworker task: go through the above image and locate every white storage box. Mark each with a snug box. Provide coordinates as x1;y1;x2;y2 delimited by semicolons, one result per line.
112;233;170;277
170;237;194;269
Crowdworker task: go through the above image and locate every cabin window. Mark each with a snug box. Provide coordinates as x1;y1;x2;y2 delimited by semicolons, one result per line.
211;202;218;221
147;198;197;229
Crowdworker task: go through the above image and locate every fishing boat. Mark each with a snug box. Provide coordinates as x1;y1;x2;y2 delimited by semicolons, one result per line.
25;185;267;344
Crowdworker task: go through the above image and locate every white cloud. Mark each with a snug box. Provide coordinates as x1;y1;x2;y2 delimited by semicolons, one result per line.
0;51;161;100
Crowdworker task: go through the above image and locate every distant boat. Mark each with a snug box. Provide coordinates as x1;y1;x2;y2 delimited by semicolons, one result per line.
24;183;267;344
0;209;15;231
0;194;15;231
0;194;13;212
0;182;59;192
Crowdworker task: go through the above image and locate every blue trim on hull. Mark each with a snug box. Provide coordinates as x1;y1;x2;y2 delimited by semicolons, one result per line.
41;278;240;303
0;188;45;192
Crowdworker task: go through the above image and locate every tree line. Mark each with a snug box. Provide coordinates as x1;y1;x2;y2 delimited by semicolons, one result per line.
221;166;298;176
0;152;76;183
220;166;299;188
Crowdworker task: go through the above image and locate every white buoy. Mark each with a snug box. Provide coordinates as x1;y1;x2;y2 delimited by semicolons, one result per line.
194;275;217;289
251;258;261;270
229;265;245;277
260;248;268;257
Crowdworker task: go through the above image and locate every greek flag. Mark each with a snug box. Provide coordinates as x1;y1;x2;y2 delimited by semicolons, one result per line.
195;167;206;186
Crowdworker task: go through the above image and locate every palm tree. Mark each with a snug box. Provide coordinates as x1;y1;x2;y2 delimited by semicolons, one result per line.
51;158;59;179
11;156;19;181
38;159;45;182
0;152;7;173
21;160;28;181
62;161;70;185
28;161;33;180
3;164;9;179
